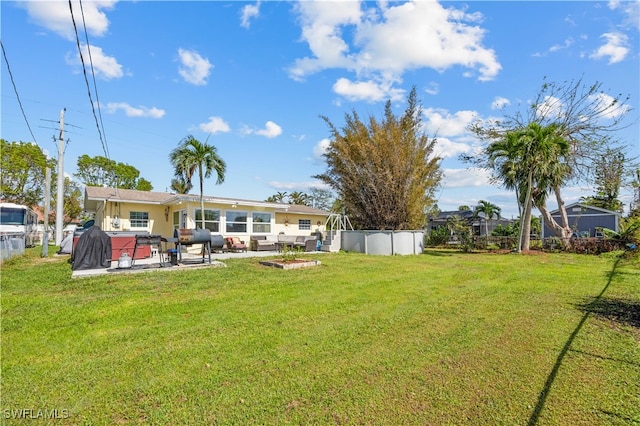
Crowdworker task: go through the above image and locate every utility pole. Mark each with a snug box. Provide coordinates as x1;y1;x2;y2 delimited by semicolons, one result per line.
55;108;66;246
42;168;51;257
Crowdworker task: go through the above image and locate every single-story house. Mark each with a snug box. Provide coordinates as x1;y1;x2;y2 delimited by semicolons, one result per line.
541;202;621;238
83;187;330;248
428;210;513;236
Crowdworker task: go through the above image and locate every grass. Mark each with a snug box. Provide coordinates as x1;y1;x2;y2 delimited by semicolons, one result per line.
1;248;639;425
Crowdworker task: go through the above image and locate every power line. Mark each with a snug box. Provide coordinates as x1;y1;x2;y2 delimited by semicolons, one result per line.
1;39;38;144
68;0;110;159
78;0;109;157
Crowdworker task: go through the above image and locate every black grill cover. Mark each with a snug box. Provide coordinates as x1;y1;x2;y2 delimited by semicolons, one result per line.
72;226;112;270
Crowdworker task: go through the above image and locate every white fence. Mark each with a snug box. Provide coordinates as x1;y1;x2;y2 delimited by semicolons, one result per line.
1;233;26;261
341;230;425;255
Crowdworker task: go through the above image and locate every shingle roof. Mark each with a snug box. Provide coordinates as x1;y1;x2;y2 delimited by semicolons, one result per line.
278;204;330;216
84;187;330;215
85;186;173;203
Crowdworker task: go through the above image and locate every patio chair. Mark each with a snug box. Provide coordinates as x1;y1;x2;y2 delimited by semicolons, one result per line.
225;237;247;252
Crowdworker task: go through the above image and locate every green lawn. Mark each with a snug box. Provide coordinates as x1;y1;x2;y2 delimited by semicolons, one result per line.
1;248;638;425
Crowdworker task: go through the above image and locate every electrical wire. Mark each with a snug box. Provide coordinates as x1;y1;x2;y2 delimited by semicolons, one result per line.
1;39;38;145
68;0;111;159
78;0;109;158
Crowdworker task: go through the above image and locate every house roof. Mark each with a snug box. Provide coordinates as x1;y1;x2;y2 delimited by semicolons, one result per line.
84;186;330;215
433;210;477;221
279;204;330;216
548;202;622;216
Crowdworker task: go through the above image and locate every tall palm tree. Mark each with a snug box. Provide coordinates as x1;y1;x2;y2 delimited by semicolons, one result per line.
487;122;569;252
474;200;501;237
169;135;226;229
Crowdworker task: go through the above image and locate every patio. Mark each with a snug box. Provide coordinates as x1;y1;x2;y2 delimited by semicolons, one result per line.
70;249;323;278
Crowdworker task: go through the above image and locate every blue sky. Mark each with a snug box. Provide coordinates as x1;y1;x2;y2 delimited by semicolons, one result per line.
2;0;639;218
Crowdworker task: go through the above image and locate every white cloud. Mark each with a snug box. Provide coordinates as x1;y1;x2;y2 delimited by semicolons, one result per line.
106;102;165;118
65;44;123;79
289;0;501;100
199;116;230;134
255;121;283;138
608;0;640;30
313;138;331;161
588;92;631;119
423;108;479;137
491;97;510;110
432;137;473;159
424;82;439;96
240;2;260;29
21;0;116;41
177;48;212;85
589;32;629;64
442;168;492;188
535;96;565;120
332;78;404;102
549;37;575;53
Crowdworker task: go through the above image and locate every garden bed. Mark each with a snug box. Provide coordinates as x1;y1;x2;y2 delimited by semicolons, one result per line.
259;259;321;269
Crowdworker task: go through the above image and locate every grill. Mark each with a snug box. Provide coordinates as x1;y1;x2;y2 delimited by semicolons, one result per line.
173;229;212;263
133;234;164;266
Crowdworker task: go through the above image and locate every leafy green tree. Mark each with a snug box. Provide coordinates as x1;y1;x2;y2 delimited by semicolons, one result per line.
75;154;153;190
581;148;625;212
458;205;471;211
316;87;442;230
169;135;226;229
474;200;501;237
1;139;54;206
48;177;83;229
468;77;634;248
308;187;335;211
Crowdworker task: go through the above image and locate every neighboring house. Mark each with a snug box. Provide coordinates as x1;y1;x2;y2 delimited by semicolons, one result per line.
541;202;621;238
83;187;329;241
428;210;513;236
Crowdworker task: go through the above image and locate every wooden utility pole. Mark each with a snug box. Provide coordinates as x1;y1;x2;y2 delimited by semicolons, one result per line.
42;168;51;257
55;108;66;246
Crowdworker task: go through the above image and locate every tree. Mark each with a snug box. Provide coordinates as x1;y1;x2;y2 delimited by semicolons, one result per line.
48;177;83;229
316;87;442;230
170;174;193;194
1;139;54;206
75;154;153;190
580;148;625;212
458;205;471;211
308;187;335;211
474;200;501;237
265;191;288;203
467;77;633;248
288;191;310;206
169;135;226;229
486;122;570;251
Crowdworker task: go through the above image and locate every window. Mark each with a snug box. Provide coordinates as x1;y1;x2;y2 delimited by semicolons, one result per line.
226;211;247;233
195;209;221;232
299;219;311;230
252;212;271;233
129;211;149;228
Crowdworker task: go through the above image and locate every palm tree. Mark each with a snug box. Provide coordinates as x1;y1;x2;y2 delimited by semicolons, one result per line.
169;135;226;229
474;200;501;237
487;123;569;252
170;174;193;194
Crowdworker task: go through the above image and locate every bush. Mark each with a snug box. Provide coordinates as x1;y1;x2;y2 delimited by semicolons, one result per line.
426;227;450;246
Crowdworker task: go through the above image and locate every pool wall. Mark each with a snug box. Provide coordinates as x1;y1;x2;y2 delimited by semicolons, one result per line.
341;230;425;255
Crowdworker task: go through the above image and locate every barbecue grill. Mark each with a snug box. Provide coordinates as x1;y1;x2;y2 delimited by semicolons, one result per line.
173;229;212;264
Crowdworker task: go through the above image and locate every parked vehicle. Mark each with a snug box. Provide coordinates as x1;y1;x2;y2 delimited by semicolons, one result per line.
0;202;39;247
